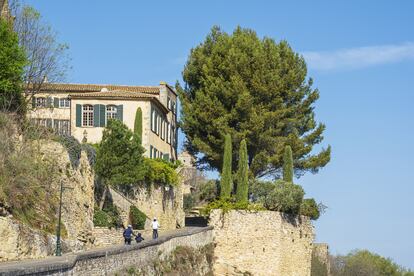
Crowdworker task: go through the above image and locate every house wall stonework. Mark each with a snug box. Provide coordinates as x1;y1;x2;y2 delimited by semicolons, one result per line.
209;209;315;276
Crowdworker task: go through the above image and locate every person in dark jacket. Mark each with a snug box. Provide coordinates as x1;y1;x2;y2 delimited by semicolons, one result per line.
135;232;144;243
123;225;133;245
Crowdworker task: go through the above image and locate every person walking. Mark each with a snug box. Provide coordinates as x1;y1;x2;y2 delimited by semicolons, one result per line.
123;225;133;245
152;218;159;239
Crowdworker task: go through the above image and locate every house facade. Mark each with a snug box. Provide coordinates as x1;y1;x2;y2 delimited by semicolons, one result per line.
27;82;178;160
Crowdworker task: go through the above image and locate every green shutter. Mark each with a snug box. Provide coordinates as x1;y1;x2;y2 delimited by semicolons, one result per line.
32;97;36;108
47;97;53;108
46;119;52;129
76;104;82;127
54;98;59;108
99;104;106;127
93;104;100;127
163;153;170;161
117;105;123;121
150;145;153;158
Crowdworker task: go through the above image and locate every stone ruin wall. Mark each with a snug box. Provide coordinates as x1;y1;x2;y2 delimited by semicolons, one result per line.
209;209;315;276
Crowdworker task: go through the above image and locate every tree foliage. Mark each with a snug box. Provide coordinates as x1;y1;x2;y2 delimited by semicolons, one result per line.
220;133;232;198
236;138;248;202
134;107;143;143
330;250;413;276
0;18;26;113
10;1;70;99
283;145;294;182
129;205;146;230
178;26;330;178
95;119;145;186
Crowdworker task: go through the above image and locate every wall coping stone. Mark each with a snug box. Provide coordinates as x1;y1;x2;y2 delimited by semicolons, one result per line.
0;226;213;276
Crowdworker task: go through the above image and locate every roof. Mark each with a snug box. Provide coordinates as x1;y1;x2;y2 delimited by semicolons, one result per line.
69;90;158;99
39;83;160;94
69;90;169;113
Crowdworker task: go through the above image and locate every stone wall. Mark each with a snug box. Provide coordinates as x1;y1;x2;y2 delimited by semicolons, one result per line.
209;209;315;276
313;243;331;275
110;184;185;230
0;227;213;276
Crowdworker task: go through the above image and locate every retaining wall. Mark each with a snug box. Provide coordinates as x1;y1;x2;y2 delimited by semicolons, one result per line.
0;227;213;276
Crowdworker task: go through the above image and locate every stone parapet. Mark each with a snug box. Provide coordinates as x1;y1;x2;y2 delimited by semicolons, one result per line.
209;209;315;276
0;227;213;276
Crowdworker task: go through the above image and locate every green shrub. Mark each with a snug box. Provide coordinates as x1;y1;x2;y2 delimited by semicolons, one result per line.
129;205;147;230
220;133;233;198
57;135;81;168
93;208;110;227
201;197;264;216
300;198;320;220
183;194;195;212
93;204;123;228
143;158;179;186
264;180;304;214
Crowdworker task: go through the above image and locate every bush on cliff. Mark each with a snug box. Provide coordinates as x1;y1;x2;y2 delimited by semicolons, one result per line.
129;205;146;230
300;198;320;220
93;204;123;228
263;180;304;214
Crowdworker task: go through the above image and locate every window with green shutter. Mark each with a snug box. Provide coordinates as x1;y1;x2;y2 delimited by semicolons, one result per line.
93;104;100;127
117;105;123;121
54;98;59;108
76;104;82;127
99;104;106;127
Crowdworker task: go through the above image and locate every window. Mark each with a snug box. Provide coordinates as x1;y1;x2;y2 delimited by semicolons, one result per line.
172;101;176;114
156;114;161;135
160;119;164;140
59;98;70;108
151;108;156;132
167;122;171;144
167;97;171;110
106;105;117;123
54;119;70;135
82;105;94;127
36;97;47;108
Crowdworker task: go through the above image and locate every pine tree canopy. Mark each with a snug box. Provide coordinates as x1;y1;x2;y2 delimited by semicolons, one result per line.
177;26;331;178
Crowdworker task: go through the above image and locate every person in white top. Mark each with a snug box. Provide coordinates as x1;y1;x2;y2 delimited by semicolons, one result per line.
152;217;159;239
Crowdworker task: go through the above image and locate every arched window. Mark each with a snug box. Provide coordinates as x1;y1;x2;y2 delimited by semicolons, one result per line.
106;105;117;123
82;105;94;126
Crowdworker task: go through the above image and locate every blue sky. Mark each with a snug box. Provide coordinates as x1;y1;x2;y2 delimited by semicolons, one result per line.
25;0;414;269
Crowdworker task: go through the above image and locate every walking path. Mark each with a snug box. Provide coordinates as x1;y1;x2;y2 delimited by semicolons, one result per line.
0;226;212;275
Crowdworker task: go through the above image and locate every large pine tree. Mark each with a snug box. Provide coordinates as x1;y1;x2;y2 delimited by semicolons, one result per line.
178;26;330;178
0;18;26;114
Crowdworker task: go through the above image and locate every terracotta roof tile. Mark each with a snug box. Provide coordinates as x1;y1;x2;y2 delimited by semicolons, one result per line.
69;90;158;99
40;83;160;94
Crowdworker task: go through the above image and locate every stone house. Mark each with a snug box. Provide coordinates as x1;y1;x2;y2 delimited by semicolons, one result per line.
27;82;178;160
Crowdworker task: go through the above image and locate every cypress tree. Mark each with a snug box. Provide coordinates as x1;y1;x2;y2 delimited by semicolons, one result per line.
134;107;142;143
220;133;232;199
283;145;294;182
236;139;249;203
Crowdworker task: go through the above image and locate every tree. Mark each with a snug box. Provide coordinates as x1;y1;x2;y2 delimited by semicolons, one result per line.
95;119;145;186
134;107;142;143
236;138;248;202
330;249;412;276
220;133;232;198
10;1;69;101
177;26;331;178
283;145;294;182
0;18;26;113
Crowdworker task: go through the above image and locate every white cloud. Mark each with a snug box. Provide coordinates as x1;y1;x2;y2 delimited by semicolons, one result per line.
302;42;414;71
